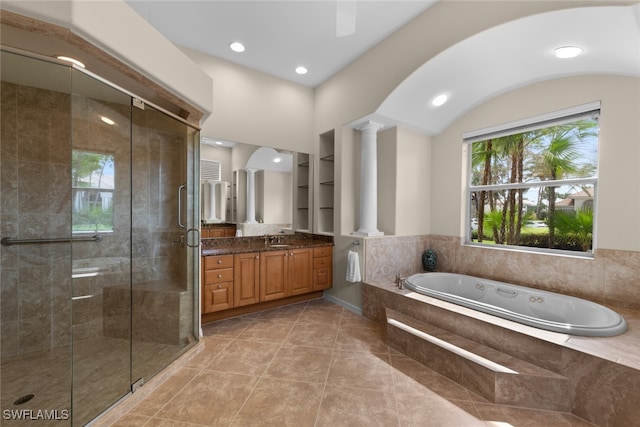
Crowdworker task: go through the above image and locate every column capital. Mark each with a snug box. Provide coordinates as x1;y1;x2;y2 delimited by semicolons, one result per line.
355;120;384;133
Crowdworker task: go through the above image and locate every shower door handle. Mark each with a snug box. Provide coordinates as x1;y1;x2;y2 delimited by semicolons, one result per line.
177;184;186;228
186;228;200;248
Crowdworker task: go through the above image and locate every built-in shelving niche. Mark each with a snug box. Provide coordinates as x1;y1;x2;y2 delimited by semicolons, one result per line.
293;152;313;232
318;130;335;235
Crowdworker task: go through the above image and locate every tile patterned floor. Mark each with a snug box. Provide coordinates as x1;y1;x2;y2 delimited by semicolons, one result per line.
111;298;596;426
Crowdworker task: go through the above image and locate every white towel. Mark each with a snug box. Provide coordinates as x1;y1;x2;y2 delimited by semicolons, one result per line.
346;250;361;283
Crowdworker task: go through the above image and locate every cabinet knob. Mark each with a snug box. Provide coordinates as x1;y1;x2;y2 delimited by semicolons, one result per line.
255;255;259;259
217;274;223;278
217;285;222;289
217;259;223;264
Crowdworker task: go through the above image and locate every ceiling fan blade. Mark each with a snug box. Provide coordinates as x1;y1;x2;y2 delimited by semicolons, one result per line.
336;0;357;37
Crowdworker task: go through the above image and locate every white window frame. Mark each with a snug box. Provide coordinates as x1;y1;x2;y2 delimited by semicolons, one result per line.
463;102;600;257
72;150;116;234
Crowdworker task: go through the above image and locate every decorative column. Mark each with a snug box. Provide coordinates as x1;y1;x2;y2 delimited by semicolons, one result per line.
245;168;258;223
355;121;384;236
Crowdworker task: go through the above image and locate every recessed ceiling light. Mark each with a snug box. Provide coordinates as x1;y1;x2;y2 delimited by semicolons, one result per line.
55;55;85;68
229;42;245;53
554;46;583;59
295;66;308;75
273;157;282;163
100;116;115;125
431;94;448;107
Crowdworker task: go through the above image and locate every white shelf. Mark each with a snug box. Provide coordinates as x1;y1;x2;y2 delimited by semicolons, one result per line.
317;131;335;235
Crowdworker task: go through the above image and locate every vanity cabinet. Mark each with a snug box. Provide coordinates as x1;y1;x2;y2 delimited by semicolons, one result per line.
202;255;234;313
234;252;260;307
201;244;332;320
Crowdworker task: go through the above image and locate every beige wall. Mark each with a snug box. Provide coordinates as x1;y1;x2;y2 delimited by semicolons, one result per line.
377;127;398;235
182;47;315;154
395;127;431;236
432;74;640;252
257;170;292;224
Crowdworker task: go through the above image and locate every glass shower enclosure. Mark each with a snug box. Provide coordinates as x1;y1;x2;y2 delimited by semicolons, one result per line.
0;49;200;425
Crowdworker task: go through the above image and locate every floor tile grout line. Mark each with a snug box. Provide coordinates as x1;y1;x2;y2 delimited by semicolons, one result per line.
147;312;272;426
136;364;208;425
226;300;310;426
144;413;211;427
388;353;404;427
312;305;345;427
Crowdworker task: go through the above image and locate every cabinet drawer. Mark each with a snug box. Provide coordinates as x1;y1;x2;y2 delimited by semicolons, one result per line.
204;268;233;284
204;255;233;270
313;246;333;258
313;256;332;269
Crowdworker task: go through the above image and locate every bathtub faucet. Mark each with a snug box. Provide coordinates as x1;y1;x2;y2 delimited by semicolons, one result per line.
395;274;407;290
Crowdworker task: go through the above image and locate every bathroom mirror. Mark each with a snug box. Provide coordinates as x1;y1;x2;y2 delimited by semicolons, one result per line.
200;138;312;237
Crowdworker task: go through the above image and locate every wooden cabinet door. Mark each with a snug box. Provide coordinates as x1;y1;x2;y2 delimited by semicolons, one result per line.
203;282;233;313
260;250;288;301
234;252;260;306
289;248;313;295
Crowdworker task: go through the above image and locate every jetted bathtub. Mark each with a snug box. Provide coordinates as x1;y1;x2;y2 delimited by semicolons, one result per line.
404;273;627;337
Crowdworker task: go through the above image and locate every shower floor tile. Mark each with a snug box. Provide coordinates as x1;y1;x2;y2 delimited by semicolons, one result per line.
0;337;189;426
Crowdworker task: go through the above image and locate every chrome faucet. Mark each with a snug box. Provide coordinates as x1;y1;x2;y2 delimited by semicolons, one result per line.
395;274;406;289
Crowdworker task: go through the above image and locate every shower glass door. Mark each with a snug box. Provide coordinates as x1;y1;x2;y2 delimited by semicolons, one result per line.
70;67;134;425
1;49;199;425
130;102;199;385
1;50;75;426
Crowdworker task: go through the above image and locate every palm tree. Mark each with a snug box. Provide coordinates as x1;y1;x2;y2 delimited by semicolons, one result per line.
533;120;596;247
552;208;593;252
472;133;531;245
471;140;494;242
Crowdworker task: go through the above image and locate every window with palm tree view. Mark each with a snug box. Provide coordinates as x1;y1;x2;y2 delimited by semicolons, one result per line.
72;150;115;233
467;109;599;254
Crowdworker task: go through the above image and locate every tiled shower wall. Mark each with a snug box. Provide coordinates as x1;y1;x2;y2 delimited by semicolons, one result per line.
364;235;640;310
1;81;73;357
131;107;187;288
1;80;188;357
71;91;133;345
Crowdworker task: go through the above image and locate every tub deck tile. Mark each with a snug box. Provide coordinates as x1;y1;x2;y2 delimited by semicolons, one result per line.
386;308;571;411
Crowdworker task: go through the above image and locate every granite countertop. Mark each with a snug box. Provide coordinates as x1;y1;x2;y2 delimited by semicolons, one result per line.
201;233;333;256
